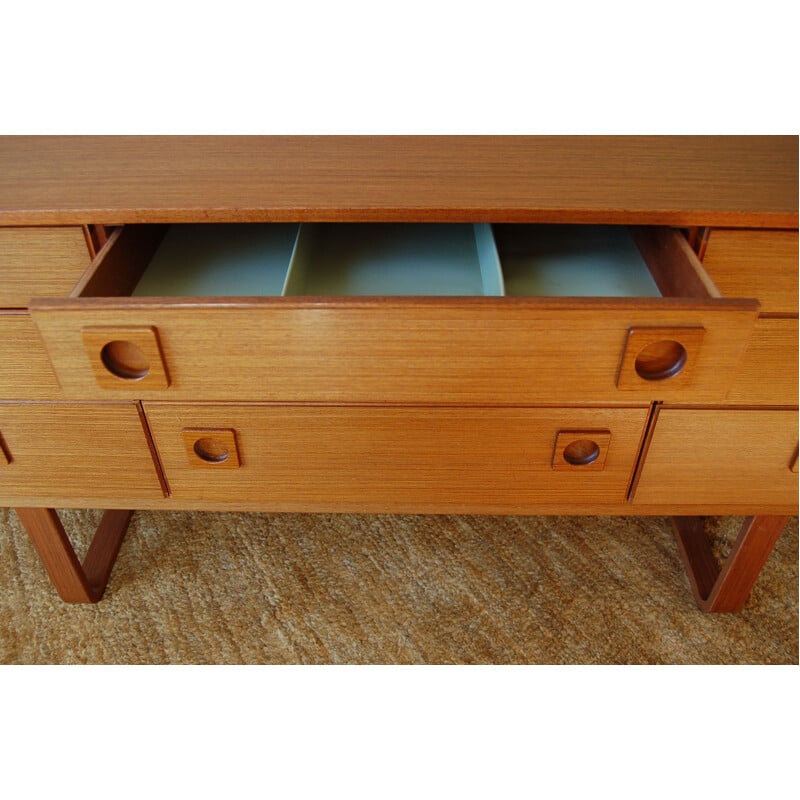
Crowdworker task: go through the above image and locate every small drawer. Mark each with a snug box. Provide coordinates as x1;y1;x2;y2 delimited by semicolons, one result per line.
0;313;62;399
726;317;798;405
0;402;164;506
632;407;799;509
144;403;650;513
30;223;758;404
0;227;91;307
701;229;798;315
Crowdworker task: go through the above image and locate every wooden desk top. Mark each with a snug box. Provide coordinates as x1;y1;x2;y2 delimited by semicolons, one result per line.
0;136;796;227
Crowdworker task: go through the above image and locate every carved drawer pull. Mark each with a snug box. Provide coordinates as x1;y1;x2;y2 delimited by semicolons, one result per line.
182;428;241;468
82;325;170;390
552;430;611;471
617;326;705;389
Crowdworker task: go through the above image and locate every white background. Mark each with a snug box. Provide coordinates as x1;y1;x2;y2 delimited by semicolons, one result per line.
2;2;797;796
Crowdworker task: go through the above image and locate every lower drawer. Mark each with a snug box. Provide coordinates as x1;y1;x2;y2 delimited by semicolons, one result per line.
632;407;798;508
143;404;649;513
0;402;164;505
0;313;62;399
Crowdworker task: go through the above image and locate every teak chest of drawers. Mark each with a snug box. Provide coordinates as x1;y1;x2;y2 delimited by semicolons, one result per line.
0;136;797;611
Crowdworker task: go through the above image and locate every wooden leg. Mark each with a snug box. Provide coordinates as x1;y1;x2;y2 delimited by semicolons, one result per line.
671;515;789;612
14;507;134;603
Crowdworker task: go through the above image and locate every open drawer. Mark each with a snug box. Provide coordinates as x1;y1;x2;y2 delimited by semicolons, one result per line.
29;223;759;404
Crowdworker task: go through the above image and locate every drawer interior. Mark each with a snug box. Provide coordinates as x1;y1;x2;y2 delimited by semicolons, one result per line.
75;222;720;300
283;223;504;296
132;224;298;297
493;225;660;297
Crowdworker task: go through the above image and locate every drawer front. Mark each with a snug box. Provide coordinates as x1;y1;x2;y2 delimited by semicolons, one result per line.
702;229;798;314
726;317;798;405
0;227;91;307
0;313;62;399
31;300;757;404
633;408;798;508
0;403;164;505
144;404;649;513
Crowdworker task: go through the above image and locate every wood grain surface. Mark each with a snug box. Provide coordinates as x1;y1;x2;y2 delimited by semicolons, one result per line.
633;408;799;507
0;313;62;399
702;229;799;314
0;403;163;505
0;227;90;306
30;298;757;404
725;317;799;405
144;403;649;512
1;136;797;226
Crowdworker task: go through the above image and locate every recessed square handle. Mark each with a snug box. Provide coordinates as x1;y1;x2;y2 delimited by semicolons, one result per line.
552;430;612;471
617;326;705;390
82;326;170;390
182;428;241;468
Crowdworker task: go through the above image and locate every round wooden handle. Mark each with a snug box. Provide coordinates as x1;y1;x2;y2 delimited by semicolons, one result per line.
193;437;230;464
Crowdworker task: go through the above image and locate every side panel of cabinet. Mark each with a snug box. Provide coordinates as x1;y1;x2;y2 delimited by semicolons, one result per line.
144;403;649;513
632;408;798;508
0;402;164;505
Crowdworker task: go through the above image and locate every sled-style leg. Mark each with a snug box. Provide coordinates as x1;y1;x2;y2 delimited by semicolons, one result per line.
14;507;134;603
671;515;788;612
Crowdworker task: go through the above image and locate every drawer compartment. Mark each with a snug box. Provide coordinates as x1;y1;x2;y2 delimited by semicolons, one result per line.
30;223;758;404
0;313;62;399
701;229;798;314
283;223;504;296
495;225;660;296
632;408;799;508
0;402;164;505
144;404;649;513
131;224;299;297
0;227;91;307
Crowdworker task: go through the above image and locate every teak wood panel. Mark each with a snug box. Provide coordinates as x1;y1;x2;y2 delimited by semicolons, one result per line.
30;299;758;404
725;317;798;405
0;313;62;399
632;408;799;508
0;403;163;505
701;229;799;315
144;404;649;513
0;227;90;307
0;137;797;227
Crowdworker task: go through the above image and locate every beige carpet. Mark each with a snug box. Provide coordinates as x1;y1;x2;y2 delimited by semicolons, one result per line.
0;509;796;664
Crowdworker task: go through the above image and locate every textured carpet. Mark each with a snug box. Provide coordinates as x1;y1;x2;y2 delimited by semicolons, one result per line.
0;509;797;664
